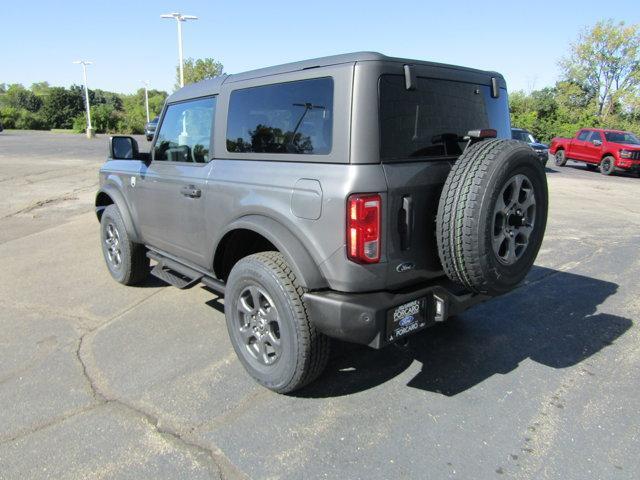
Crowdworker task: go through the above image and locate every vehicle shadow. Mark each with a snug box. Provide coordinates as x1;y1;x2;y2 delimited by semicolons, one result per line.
294;266;632;398
564;163;639;178
133;274;168;288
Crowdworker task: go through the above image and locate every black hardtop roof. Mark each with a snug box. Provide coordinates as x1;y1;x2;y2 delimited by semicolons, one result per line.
167;51;504;103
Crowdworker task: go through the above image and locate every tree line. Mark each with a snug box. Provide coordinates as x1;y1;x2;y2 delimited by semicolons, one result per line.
0;81;168;134
0;58;224;134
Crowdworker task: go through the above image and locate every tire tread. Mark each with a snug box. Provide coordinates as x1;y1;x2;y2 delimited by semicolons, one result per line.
436;139;543;294
235;251;330;393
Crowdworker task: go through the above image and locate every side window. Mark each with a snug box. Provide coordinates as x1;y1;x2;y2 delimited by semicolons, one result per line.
154;97;216;163
588;131;602;142
226;77;333;155
577;130;590;141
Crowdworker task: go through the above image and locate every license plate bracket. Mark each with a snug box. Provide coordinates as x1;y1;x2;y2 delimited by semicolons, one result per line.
386;297;430;343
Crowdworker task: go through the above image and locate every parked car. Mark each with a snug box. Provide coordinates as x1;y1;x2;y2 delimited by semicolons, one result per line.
0;121;4;133
511;128;548;166
144;116;158;141
550;128;640;175
96;52;548;393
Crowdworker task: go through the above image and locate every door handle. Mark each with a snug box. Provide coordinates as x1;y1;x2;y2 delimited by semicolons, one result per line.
399;195;413;250
180;185;201;198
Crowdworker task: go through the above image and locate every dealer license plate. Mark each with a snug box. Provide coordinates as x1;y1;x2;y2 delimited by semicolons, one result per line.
386;298;429;342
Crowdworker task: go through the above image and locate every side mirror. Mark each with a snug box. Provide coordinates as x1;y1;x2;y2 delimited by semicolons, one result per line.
592;139;602;146
109;136;139;160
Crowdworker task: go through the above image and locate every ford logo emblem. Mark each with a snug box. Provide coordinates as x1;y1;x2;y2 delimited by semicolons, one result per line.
399;315;415;327
396;262;415;273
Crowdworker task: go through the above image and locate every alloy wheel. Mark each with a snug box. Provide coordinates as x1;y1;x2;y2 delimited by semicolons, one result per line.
492;174;536;265
104;223;122;268
236;285;282;365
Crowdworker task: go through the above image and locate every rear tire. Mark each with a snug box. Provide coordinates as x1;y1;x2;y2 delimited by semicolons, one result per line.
100;205;149;285
554;149;567;166
225;252;330;393
599;156;615;175
436;139;548;296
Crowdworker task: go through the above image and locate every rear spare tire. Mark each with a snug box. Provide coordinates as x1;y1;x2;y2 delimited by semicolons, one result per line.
436;139;548;296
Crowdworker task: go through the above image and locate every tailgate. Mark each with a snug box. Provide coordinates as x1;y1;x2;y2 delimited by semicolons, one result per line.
382;161;452;288
378;71;510;290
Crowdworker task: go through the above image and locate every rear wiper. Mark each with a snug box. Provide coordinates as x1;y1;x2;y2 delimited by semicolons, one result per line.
287;102;326;151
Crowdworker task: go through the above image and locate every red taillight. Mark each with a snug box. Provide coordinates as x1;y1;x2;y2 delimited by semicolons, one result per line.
347;193;381;264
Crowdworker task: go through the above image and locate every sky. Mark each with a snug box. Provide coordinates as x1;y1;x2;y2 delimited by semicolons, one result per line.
1;0;639;95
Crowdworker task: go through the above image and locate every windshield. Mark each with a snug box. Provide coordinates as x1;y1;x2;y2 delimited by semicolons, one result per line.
379;75;510;161
512;130;536;143
604;131;640;145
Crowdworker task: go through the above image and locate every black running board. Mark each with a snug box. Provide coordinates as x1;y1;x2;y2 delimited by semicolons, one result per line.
150;263;201;289
147;250;225;294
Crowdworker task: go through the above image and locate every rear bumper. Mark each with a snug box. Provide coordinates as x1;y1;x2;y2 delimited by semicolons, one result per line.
304;280;489;349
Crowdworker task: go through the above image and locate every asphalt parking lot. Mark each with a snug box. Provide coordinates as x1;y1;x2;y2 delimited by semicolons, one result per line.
1;130;639;480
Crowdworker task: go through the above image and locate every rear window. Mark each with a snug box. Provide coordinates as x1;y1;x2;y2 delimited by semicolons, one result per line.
226;77;333;155
379;75;510;161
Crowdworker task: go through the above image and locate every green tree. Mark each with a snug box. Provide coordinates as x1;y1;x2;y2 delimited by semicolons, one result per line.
117;88;167;134
30;81;50;96
41;86;84;129
2;84;43;112
175;58;224;90
91;104;120;133
559;19;640;117
91;89;123;110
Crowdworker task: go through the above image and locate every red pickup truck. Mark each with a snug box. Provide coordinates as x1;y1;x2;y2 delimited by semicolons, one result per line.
550;128;640;176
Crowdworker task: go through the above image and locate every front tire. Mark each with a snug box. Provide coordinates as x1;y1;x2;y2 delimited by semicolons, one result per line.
100;205;149;285
599;156;615;175
225;252;330;393
554;149;567;166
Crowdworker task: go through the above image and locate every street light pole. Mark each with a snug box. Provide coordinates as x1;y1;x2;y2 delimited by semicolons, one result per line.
142;81;150;122
161;12;198;88
73;60;94;138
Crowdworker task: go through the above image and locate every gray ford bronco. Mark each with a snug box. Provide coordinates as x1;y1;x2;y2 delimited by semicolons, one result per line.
96;52;548;393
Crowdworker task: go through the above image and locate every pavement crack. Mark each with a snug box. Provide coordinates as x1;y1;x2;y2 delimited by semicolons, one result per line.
0;183;97;219
76;323;247;480
0;403;102;446
76;335;108;403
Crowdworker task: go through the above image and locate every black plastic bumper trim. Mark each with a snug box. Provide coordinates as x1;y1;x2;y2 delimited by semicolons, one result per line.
304;283;488;349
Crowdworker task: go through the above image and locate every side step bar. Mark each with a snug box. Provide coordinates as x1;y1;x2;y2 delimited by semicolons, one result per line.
147;250;225;294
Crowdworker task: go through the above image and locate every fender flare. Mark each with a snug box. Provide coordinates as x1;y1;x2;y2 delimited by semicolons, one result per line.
600;152;616;163
95;185;141;243
215;215;328;290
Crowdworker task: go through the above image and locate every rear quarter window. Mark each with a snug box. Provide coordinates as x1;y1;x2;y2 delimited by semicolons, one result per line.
226;77;333;155
379;75;510;162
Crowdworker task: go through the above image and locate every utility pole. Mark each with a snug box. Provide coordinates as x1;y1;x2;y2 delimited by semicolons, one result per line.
73;60;94;138
161;12;198;88
142;80;150;122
